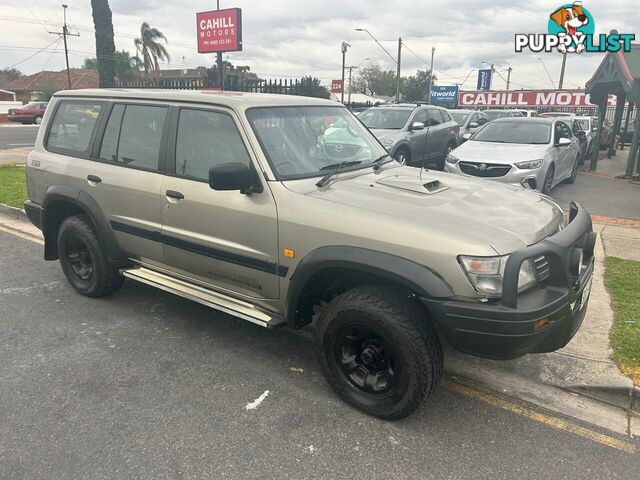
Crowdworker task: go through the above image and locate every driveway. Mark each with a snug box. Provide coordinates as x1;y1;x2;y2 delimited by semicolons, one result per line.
0;228;637;479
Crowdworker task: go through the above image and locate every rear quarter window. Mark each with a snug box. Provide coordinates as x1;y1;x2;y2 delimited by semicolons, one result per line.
46;100;103;155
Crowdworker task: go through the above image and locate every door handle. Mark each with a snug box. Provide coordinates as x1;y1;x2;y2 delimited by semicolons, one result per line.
87;175;102;183
165;190;184;200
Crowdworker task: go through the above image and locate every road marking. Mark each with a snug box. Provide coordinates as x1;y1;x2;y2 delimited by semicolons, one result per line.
245;390;269;410
0;224;44;245
7;143;34;147
444;380;636;454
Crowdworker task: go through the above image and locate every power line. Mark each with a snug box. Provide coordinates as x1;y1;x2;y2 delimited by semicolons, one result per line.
4;39;61;68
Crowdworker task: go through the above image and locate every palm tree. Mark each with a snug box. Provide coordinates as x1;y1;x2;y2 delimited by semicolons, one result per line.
134;22;170;83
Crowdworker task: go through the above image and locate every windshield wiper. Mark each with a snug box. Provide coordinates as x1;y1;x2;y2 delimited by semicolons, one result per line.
371;153;391;170
316;161;362;187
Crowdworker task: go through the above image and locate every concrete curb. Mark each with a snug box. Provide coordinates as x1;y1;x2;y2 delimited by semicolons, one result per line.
633;385;640;415
444;347;635;412
0;203;27;221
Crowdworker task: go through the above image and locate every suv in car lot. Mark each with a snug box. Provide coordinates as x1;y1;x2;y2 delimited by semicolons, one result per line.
8;102;48;124
448;109;490;143
24;89;595;420
358;104;459;169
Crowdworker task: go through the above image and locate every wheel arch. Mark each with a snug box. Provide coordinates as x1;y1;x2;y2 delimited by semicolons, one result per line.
285;246;453;328
41;186;126;264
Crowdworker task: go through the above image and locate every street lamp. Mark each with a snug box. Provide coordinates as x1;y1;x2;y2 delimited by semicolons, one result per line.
355;28;401;102
346;57;370;106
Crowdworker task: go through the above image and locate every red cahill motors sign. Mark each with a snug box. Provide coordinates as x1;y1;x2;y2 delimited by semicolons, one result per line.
458;90;616;107
330;80;344;93
197;8;243;53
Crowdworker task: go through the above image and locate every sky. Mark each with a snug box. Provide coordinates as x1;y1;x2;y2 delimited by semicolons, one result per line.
0;0;637;91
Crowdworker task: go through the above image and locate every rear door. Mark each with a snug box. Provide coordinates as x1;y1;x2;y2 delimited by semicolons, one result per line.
425;108;447;160
43;99;166;265
408;108;429;163
160;106;280;301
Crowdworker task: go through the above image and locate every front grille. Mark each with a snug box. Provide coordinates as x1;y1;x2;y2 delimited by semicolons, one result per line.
459;161;511;178
534;255;550;282
324;143;362;159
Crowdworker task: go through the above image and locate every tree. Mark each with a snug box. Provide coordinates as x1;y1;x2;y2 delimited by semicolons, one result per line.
114;50;141;82
401;69;437;102
353;64;382;95
82;57;98;70
0;68;22;86
41;77;58;101
134;22;170;83
91;0;116;87
295;76;330;99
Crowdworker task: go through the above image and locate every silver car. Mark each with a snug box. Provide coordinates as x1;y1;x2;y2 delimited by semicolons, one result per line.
449;109;489;144
445;117;581;194
358;104;459;169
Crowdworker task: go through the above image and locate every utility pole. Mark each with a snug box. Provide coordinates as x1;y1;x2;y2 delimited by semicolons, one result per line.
426;46;435;103
216;0;224;89
506;66;512;90
347;66;354;106
395;37;402;102
340;41;350;104
49;4;79;90
558;52;567;90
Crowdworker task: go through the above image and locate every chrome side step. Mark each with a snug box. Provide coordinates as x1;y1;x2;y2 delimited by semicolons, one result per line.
121;267;285;329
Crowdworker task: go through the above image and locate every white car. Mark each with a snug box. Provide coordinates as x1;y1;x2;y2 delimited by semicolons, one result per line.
445;117;581;194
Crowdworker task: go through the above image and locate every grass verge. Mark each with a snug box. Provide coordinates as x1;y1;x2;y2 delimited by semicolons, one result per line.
0;163;27;208
604;257;640;385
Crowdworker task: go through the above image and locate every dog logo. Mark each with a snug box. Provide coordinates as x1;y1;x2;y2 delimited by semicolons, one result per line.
515;2;634;54
548;1;593;53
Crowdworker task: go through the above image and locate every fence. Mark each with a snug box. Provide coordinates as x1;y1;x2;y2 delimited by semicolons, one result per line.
108;77;322;98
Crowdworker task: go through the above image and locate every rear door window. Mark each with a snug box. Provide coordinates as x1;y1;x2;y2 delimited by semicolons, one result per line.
46;101;103;155
115;105;167;170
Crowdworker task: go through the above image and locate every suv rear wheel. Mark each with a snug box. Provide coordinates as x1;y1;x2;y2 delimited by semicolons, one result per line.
316;286;442;420
58;214;124;297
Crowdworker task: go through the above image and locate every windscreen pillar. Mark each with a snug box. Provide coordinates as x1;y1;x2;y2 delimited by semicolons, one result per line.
590;101;606;171
607;92;626;158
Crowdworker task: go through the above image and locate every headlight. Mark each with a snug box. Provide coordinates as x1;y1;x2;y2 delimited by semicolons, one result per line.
515;159;544;169
382;139;394;148
446;153;459;164
459;255;538;296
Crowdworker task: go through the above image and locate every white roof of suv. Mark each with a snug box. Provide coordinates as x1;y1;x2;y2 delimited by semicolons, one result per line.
53;88;341;111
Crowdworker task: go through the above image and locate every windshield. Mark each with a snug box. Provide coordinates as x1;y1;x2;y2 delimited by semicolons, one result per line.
575;119;589;131
472;121;551;144
23;102;41;109
358;108;412;130
484;111;511;121
450;111;470;126
247;106;389;180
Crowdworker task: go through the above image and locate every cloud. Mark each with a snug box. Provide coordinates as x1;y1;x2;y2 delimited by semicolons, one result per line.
0;0;636;90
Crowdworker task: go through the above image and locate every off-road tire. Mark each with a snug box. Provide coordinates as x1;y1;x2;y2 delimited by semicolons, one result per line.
58;214;124;297
315;286;443;420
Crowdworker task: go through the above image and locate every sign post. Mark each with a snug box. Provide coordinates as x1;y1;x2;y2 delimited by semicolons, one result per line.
196;7;243;89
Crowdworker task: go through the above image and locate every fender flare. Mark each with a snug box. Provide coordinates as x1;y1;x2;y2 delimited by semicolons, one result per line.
285;246;454;327
41;185;126;263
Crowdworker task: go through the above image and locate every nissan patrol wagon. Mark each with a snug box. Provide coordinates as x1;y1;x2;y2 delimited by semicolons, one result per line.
24;89;595;419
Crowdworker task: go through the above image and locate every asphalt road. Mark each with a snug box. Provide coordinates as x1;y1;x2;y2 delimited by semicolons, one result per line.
0;230;638;479
550;173;640;220
0;124;39;150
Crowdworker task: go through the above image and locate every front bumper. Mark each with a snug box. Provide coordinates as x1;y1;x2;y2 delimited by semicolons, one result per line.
445;161;545;190
422;202;596;360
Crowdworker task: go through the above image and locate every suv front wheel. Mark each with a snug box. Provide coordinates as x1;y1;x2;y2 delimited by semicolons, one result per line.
58;214;124;297
316;286;442;420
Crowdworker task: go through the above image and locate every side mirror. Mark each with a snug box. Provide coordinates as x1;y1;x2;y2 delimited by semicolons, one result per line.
209;163;254;194
468;122;479;129
557;137;571;147
409;121;425;131
462;133;472;140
